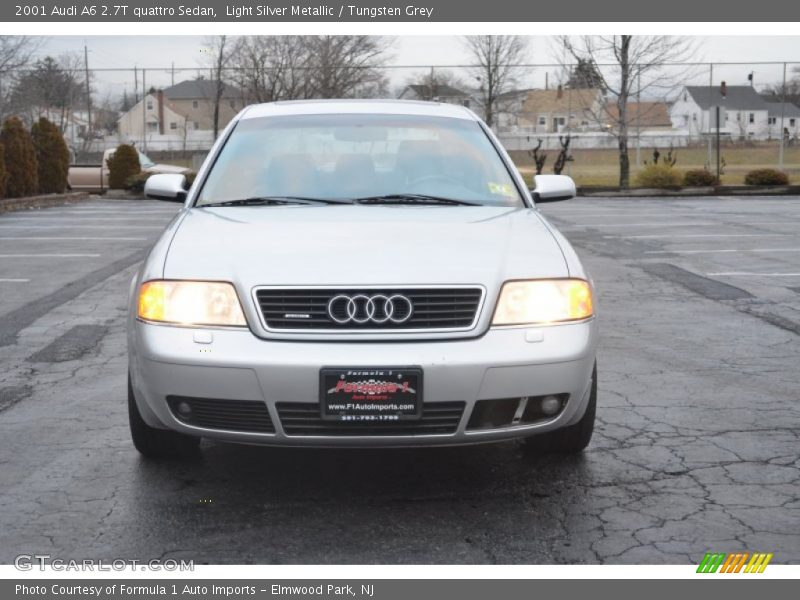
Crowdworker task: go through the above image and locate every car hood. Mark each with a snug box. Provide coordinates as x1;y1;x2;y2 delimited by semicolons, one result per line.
162;205;568;287
145;163;190;174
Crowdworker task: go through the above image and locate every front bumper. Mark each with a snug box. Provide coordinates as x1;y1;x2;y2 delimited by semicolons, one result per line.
128;319;598;447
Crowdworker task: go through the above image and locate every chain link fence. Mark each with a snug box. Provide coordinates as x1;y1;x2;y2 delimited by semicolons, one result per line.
0;60;798;186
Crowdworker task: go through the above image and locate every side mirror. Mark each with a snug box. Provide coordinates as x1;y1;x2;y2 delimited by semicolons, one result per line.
145;173;187;202
532;175;577;203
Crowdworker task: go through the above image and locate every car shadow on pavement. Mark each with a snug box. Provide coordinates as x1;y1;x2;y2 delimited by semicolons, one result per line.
130;440;591;505
120;442;593;563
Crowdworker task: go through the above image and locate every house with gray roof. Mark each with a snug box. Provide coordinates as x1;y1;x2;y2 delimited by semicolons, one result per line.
670;84;771;140
117;79;245;150
765;101;800;139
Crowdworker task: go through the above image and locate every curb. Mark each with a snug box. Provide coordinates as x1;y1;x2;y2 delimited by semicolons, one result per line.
0;192;93;214
575;185;800;198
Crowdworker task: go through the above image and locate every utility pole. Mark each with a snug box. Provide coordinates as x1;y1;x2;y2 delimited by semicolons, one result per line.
707;63;713;170
171;62;175;86
779;62;787;170
636;71;641;168
716;106;721;183
134;65;138;103
84;45;92;145
142;69;147;153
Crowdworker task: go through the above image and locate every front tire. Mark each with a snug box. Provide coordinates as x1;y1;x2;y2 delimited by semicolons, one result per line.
522;362;596;454
128;375;200;459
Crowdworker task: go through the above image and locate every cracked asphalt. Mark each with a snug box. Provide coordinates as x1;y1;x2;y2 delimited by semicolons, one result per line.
0;196;798;565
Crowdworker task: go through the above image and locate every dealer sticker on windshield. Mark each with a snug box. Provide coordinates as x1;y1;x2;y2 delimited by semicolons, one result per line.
320;367;422;422
488;182;516;196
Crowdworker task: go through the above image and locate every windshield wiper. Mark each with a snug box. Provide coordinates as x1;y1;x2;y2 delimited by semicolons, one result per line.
199;196;347;208
351;194;479;206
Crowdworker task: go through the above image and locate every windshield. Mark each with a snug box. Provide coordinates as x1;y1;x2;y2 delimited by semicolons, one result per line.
195;114;524;207
138;152;155;168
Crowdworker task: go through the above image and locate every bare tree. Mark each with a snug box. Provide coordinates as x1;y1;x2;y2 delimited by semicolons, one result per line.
228;36;388;103
558;35;696;188
202;35;233;138
0;36;41;117
7;54;87;130
761;67;800;106
462;36;528;128
304;36;389;99
229;36;311;103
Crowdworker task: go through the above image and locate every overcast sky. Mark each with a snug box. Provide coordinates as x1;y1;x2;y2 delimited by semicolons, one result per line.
37;35;800;99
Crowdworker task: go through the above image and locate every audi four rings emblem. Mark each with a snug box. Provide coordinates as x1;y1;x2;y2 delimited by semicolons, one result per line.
327;294;414;325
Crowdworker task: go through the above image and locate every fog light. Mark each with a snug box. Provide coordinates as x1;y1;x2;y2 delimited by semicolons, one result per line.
540;396;561;416
177;401;193;418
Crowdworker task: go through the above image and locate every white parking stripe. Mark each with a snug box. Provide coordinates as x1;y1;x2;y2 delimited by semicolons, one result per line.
551;213;704;218
0;253;100;258
39;209;174;215
565;221;793;228
563;222;716;228
606;234;792;239
0;237;148;241
0;225;163;229
708;272;800;277
0;278;30;282
1;217;170;222
646;248;800;255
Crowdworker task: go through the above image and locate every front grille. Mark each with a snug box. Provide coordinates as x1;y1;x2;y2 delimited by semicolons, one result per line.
254;287;483;331
167;396;275;433
276;402;465;436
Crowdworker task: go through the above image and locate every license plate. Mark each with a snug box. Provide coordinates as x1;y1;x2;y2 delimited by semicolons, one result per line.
320;367;422;422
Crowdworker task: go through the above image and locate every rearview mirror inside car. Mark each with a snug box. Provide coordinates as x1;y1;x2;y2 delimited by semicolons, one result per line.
533;175;577;202
144;174;188;202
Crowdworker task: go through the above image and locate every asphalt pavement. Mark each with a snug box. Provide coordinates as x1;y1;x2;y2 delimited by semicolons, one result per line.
0;196;798;564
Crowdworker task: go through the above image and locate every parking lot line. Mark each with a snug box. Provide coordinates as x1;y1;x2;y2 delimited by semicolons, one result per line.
0;217;171;222
0;278;30;282
708;272;800;277
606;234;792;239
0;225;163;230
645;248;800;254
0;253;101;258
566;221;793;228
0;237;148;241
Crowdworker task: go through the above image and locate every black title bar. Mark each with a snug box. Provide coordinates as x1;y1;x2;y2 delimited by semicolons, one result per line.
5;0;800;22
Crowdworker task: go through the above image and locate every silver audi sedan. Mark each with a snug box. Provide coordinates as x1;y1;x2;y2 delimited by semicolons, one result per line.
128;99;598;458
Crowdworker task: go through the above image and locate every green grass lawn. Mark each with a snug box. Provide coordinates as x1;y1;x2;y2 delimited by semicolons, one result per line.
510;144;800;187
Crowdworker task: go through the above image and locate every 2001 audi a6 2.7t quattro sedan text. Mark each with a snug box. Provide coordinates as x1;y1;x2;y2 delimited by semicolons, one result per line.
128;99;598;458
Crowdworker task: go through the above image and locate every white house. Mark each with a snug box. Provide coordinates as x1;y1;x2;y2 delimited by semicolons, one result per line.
670;84;771;140
765;101;800;140
116;80;245;151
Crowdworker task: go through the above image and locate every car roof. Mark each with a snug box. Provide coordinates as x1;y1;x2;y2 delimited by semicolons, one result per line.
239;99;478;121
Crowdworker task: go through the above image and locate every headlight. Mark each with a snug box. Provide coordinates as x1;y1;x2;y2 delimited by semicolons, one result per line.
137;280;247;327
492;279;593;326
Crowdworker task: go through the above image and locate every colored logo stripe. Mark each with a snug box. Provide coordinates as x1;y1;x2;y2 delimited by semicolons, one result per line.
744;553;773;573
697;552;773;573
697;553;726;573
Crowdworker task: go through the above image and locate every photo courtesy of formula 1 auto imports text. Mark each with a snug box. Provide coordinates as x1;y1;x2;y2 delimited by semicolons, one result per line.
0;0;799;597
